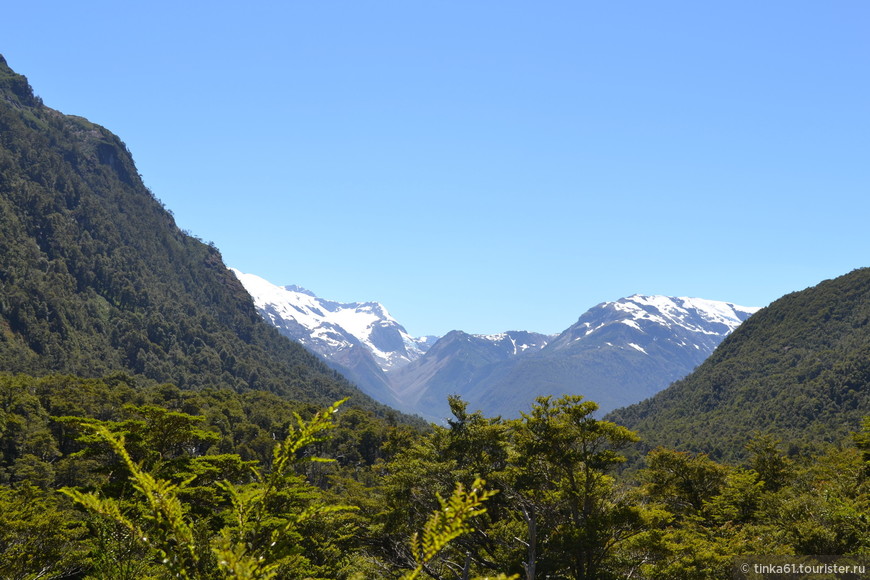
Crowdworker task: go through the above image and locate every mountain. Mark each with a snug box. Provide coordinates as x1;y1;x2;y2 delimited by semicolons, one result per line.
0;55;393;415
235;264;759;422
398;295;759;420
230;270;436;407
608;268;870;462
388;330;552;418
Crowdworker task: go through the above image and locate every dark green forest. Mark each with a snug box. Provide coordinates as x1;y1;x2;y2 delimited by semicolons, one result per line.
1;55;868;578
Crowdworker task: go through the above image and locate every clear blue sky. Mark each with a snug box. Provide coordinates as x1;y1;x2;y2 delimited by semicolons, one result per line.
5;1;869;337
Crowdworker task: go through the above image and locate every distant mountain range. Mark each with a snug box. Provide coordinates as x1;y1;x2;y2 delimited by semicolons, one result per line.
402;295;759;420
232;270;759;421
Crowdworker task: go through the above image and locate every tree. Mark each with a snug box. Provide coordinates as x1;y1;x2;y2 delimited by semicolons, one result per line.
402;478;513;580
853;417;870;478
508;395;642;579
0;484;88;579
763;445;869;556
745;433;793;492
62;400;355;579
639;448;728;517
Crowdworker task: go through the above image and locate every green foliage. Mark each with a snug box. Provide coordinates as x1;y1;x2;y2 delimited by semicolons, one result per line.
375;395;646;579
854;417;870;477
640;448;728;516
402;478;509;580
745;433;794;492
624;434;870;579
63;399;356;579
211;400;353;579
0;371;867;578
0;374;411;577
62;424;203;578
762;446;870;556
369;394;867;579
0;484;88;579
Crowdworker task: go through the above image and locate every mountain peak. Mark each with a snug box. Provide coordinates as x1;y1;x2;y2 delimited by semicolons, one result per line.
231;270;761;421
0;54;42;109
231;269;438;407
283;284;316;297
385;293;760;421
595;294;761;338
231;269;433;371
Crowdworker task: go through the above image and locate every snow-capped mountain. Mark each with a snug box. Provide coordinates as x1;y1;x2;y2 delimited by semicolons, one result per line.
548;295;760;355
394;295;761;421
232;267;761;422
230;269;435;406
388;330;553;414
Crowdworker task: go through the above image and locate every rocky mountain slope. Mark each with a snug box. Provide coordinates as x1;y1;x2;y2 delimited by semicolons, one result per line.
387;330;552;418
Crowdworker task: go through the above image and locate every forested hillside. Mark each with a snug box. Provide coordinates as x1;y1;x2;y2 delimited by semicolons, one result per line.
0;55;391;414
609;268;870;462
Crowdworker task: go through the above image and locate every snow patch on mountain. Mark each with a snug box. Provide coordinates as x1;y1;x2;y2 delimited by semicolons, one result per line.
549;294;761;362
628;342;648;354
474;331;551;355
610;295;760;337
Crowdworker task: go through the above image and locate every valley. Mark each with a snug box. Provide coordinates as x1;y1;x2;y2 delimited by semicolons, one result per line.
0;54;867;579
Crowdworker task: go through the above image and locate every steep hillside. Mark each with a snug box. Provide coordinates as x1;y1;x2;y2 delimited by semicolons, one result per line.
0;55;388;413
608;268;870;462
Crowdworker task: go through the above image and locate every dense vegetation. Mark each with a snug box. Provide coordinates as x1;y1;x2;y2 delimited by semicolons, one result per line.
0;373;867;578
609;268;870;463
0;55;401;418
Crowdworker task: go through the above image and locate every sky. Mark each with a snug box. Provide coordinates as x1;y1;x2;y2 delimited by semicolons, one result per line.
4;1;869;337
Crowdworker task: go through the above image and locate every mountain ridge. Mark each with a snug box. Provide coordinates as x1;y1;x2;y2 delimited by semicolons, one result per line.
433;294;759;420
234;269;760;421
